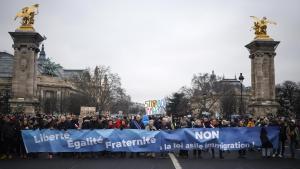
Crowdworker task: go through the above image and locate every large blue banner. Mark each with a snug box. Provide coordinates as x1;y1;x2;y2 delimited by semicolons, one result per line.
22;127;279;153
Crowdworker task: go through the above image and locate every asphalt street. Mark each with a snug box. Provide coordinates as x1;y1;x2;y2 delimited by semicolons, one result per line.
0;151;299;169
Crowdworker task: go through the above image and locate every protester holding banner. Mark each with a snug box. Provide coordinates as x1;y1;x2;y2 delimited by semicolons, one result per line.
0;116;15;160
203;117;211;128
179;117;189;158
210;118;224;159
159;117;172;158
117;118;128;130
108;119;116;129
1;112;300;160
90;116;101;129
260;119;274;158
117;118;128;158
19;117;30;159
130;115;144;158
130;115;144;130
271;118;285;158
145;119;157;158
160;117;173;130
193;119;203;159
238;120;247;158
57;116;69;130
247;118;255;127
287;119;299;159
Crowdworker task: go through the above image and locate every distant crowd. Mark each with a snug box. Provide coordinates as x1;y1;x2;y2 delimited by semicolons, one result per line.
0;113;299;160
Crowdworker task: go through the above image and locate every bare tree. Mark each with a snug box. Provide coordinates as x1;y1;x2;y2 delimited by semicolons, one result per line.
72;65;130;113
110;87;132;114
276;81;300;117
179;72;241;116
189;73;221;113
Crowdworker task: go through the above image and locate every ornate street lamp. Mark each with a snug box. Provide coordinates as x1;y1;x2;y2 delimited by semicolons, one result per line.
239;73;244;115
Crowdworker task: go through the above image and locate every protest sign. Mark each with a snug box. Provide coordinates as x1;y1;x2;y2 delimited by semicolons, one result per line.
80;107;96;117
144;99;166;115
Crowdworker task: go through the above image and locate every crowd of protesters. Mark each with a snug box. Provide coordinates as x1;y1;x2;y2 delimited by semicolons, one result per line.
0;113;299;160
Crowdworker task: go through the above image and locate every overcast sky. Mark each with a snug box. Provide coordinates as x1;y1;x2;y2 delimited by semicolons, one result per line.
0;0;299;103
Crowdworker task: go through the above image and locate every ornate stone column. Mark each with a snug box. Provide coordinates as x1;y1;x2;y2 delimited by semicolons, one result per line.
9;30;44;114
245;40;280;117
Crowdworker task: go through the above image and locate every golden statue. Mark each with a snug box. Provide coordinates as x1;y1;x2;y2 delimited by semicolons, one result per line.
250;16;276;40
14;4;39;31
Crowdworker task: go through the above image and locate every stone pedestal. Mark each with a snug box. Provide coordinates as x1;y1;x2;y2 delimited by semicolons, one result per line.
245;39;280;117
9;30;44;114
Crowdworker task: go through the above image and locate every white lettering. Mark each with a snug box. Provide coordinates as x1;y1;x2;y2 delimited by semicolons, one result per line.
195;130;219;140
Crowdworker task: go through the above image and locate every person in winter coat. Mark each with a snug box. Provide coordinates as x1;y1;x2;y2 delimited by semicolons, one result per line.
260;122;273;158
209;119;224;159
130;115;145;129
57;116;69;130
247;118;255;127
81;117;92;129
145;119;157;158
0;116;15;159
287;119;299;159
90;116;101;129
129;115;144;158
19;117;30;159
238;120;247;158
273;118;287;157
193;119;203;158
178;117;189;158
118;119;128;130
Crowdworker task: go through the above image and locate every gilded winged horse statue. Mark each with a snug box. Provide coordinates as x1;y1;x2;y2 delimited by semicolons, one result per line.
250;16;276;40
14;4;39;31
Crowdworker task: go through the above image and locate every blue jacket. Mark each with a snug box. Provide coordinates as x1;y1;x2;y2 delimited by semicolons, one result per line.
130;120;145;129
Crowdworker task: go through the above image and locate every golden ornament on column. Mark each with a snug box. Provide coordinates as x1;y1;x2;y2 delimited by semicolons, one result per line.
250;16;277;40
14;4;39;31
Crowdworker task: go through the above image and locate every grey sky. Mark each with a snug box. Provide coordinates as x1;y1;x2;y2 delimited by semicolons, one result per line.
0;0;299;103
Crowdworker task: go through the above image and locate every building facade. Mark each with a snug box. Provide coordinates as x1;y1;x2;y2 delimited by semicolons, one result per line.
0;45;84;114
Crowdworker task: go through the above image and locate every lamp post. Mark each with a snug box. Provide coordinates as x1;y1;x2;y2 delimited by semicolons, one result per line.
239;73;244;115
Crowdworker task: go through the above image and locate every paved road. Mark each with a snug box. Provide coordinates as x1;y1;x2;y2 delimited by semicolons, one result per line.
0;151;299;169
0;158;174;169
179;158;300;169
